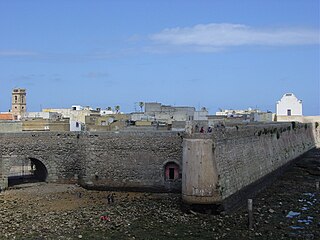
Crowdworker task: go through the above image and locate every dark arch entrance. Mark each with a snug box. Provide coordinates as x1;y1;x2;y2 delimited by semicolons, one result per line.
164;162;180;181
163;161;181;192
8;157;48;187
30;158;48;181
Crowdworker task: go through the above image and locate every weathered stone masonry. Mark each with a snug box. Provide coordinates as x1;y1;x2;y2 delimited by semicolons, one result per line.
81;132;183;191
182;122;320;209
0;122;319;209
0;131;183;192
0;132;85;188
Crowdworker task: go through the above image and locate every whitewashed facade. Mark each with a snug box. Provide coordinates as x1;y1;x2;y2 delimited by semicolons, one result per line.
276;93;302;116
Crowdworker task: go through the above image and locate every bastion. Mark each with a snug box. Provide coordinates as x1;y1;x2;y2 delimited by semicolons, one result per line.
0;121;319;211
182;122;319;211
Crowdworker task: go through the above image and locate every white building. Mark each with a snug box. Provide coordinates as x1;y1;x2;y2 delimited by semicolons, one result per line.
43;105;95;132
144;102;204;123
70;120;84;131
276;93;302;116
145;102;195;122
100;109;115;115
215;108;258;116
194;108;209;121
23;112;62;120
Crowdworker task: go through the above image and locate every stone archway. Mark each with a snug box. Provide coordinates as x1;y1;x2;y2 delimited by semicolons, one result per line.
29;158;48;181
7;157;48;187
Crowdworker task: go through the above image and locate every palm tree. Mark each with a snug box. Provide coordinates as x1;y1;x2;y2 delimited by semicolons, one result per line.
107;106;112;111
115;105;120;113
139;102;144;112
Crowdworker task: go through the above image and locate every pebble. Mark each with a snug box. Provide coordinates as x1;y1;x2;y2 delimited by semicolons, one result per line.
1;165;319;240
268;208;275;213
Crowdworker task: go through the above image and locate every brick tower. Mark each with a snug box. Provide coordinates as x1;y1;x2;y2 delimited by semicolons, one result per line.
11;88;26;120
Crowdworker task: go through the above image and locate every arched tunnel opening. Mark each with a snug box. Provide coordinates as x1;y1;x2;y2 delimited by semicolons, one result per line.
8;158;48;187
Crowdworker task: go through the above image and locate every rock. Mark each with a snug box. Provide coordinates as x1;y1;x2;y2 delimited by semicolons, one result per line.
268;209;275;213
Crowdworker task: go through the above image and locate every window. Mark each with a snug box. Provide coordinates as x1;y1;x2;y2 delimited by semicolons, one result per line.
14;96;17;103
287;109;292;116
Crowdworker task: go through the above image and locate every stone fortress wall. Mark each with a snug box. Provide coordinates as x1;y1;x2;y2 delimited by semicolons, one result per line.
0;131;183;191
80;132;183;191
216;122;318;199
182;121;320;209
0;132;85;188
0;122;319;210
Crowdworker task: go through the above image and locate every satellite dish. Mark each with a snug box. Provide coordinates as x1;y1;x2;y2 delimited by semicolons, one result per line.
108;118;114;124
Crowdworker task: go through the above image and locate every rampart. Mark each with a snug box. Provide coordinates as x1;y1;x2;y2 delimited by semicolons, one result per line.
1;121;319;211
182;122;320;210
0;131;183;191
80;132;183;191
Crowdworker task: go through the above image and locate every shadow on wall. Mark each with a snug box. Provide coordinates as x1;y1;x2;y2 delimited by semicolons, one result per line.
8;158;48;187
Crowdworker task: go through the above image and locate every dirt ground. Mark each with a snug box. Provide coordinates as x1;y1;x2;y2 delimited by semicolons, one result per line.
0;148;319;240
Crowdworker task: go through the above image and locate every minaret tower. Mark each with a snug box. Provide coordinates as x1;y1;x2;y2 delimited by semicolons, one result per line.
11;88;26;120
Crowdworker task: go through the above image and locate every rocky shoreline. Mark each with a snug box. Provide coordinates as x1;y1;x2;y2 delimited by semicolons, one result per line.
1;148;319;240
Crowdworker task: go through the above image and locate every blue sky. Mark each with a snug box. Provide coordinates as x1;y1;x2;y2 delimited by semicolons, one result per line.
0;0;319;115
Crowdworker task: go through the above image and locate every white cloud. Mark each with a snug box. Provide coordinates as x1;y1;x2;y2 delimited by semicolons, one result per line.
150;23;319;50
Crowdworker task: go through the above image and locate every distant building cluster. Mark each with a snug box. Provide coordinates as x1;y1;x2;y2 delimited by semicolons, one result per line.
0;88;317;133
215;108;273;123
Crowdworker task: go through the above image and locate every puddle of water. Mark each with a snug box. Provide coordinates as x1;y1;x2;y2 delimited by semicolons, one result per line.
286;211;300;218
289;226;304;230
